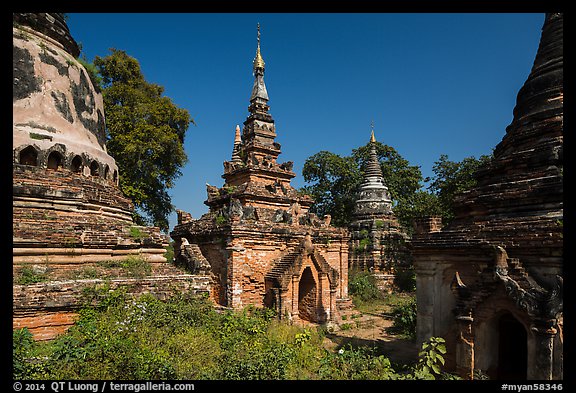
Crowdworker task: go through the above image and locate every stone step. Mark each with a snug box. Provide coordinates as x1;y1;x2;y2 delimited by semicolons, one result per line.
336;297;354;310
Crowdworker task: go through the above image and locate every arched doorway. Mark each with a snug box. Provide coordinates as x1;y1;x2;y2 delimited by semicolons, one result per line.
71;155;83;173
298;267;317;322
19;146;38;166
47;151;63;170
497;313;527;379
89;161;100;176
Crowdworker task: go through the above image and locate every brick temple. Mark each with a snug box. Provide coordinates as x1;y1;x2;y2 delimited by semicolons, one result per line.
171;26;350;324
412;13;563;380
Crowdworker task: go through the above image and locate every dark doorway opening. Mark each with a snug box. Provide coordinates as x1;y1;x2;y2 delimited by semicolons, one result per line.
71;155;83;173
47;151;63;170
89;161;99;176
19;146;38;166
497;313;527;380
298;267;317;322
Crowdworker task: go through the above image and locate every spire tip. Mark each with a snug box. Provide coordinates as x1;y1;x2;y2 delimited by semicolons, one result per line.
253;23;265;70
370;121;376;143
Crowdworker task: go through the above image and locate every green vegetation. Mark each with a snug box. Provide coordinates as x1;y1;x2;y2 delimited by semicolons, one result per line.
300;142;492;230
163;241;175;263
389;297;417;339
215;214;228;226
128;226;145;241
347;269;416;339
98;255;152;278
427;153;493;224
355;238;371;253
93;49;193;232
354;229;372;253
414;337;452;379
222;185;237;195
29;132;52;141
348;269;382;306
76;56;103;92
15;266;49;285
300;151;361;228
14;290;456;380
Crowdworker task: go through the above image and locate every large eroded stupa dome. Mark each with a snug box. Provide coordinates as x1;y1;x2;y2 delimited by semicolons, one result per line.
13;13;118;180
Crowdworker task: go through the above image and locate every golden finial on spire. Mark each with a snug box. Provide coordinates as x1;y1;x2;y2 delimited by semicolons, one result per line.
370;120;376;143
253;23;265;70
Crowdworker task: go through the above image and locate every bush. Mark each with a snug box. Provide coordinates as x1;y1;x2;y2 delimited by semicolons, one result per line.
98;255;151;278
389;297;417;339
13;328;36;379
318;345;398;380
14;289;457;380
35;292;221;379
348;270;382;304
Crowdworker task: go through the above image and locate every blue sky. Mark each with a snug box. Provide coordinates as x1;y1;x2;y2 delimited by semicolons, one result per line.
66;13;545;231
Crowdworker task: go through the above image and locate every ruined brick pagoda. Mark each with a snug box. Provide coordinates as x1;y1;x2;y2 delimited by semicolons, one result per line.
412;13;563;380
13;13;206;340
13;13;171;268
171;25;350;323
348;128;410;291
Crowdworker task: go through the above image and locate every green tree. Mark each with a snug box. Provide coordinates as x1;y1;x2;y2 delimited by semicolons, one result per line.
300;151;361;227
94;49;193;231
392;190;443;231
428;153;492;224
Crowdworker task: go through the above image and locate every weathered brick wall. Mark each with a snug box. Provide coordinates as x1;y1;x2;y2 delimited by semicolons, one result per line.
13;275;212;341
229;234;293;309
230;226;348;311
13;164;132;221
13;165;168;266
173;214;349;322
13;13;80;57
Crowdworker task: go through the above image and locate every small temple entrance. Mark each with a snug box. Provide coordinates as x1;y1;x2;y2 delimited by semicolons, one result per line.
497;313;528;380
298;267;317;322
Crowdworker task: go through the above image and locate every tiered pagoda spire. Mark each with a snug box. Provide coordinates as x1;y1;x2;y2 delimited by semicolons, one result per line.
208;24;312;212
348;124;408;276
365;129;384;180
352;126;393;219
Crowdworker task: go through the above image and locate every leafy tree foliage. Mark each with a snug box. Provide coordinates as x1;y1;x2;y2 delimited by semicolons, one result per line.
302;141;492;230
300;151;361;227
93;49;193;231
428;153;493;224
